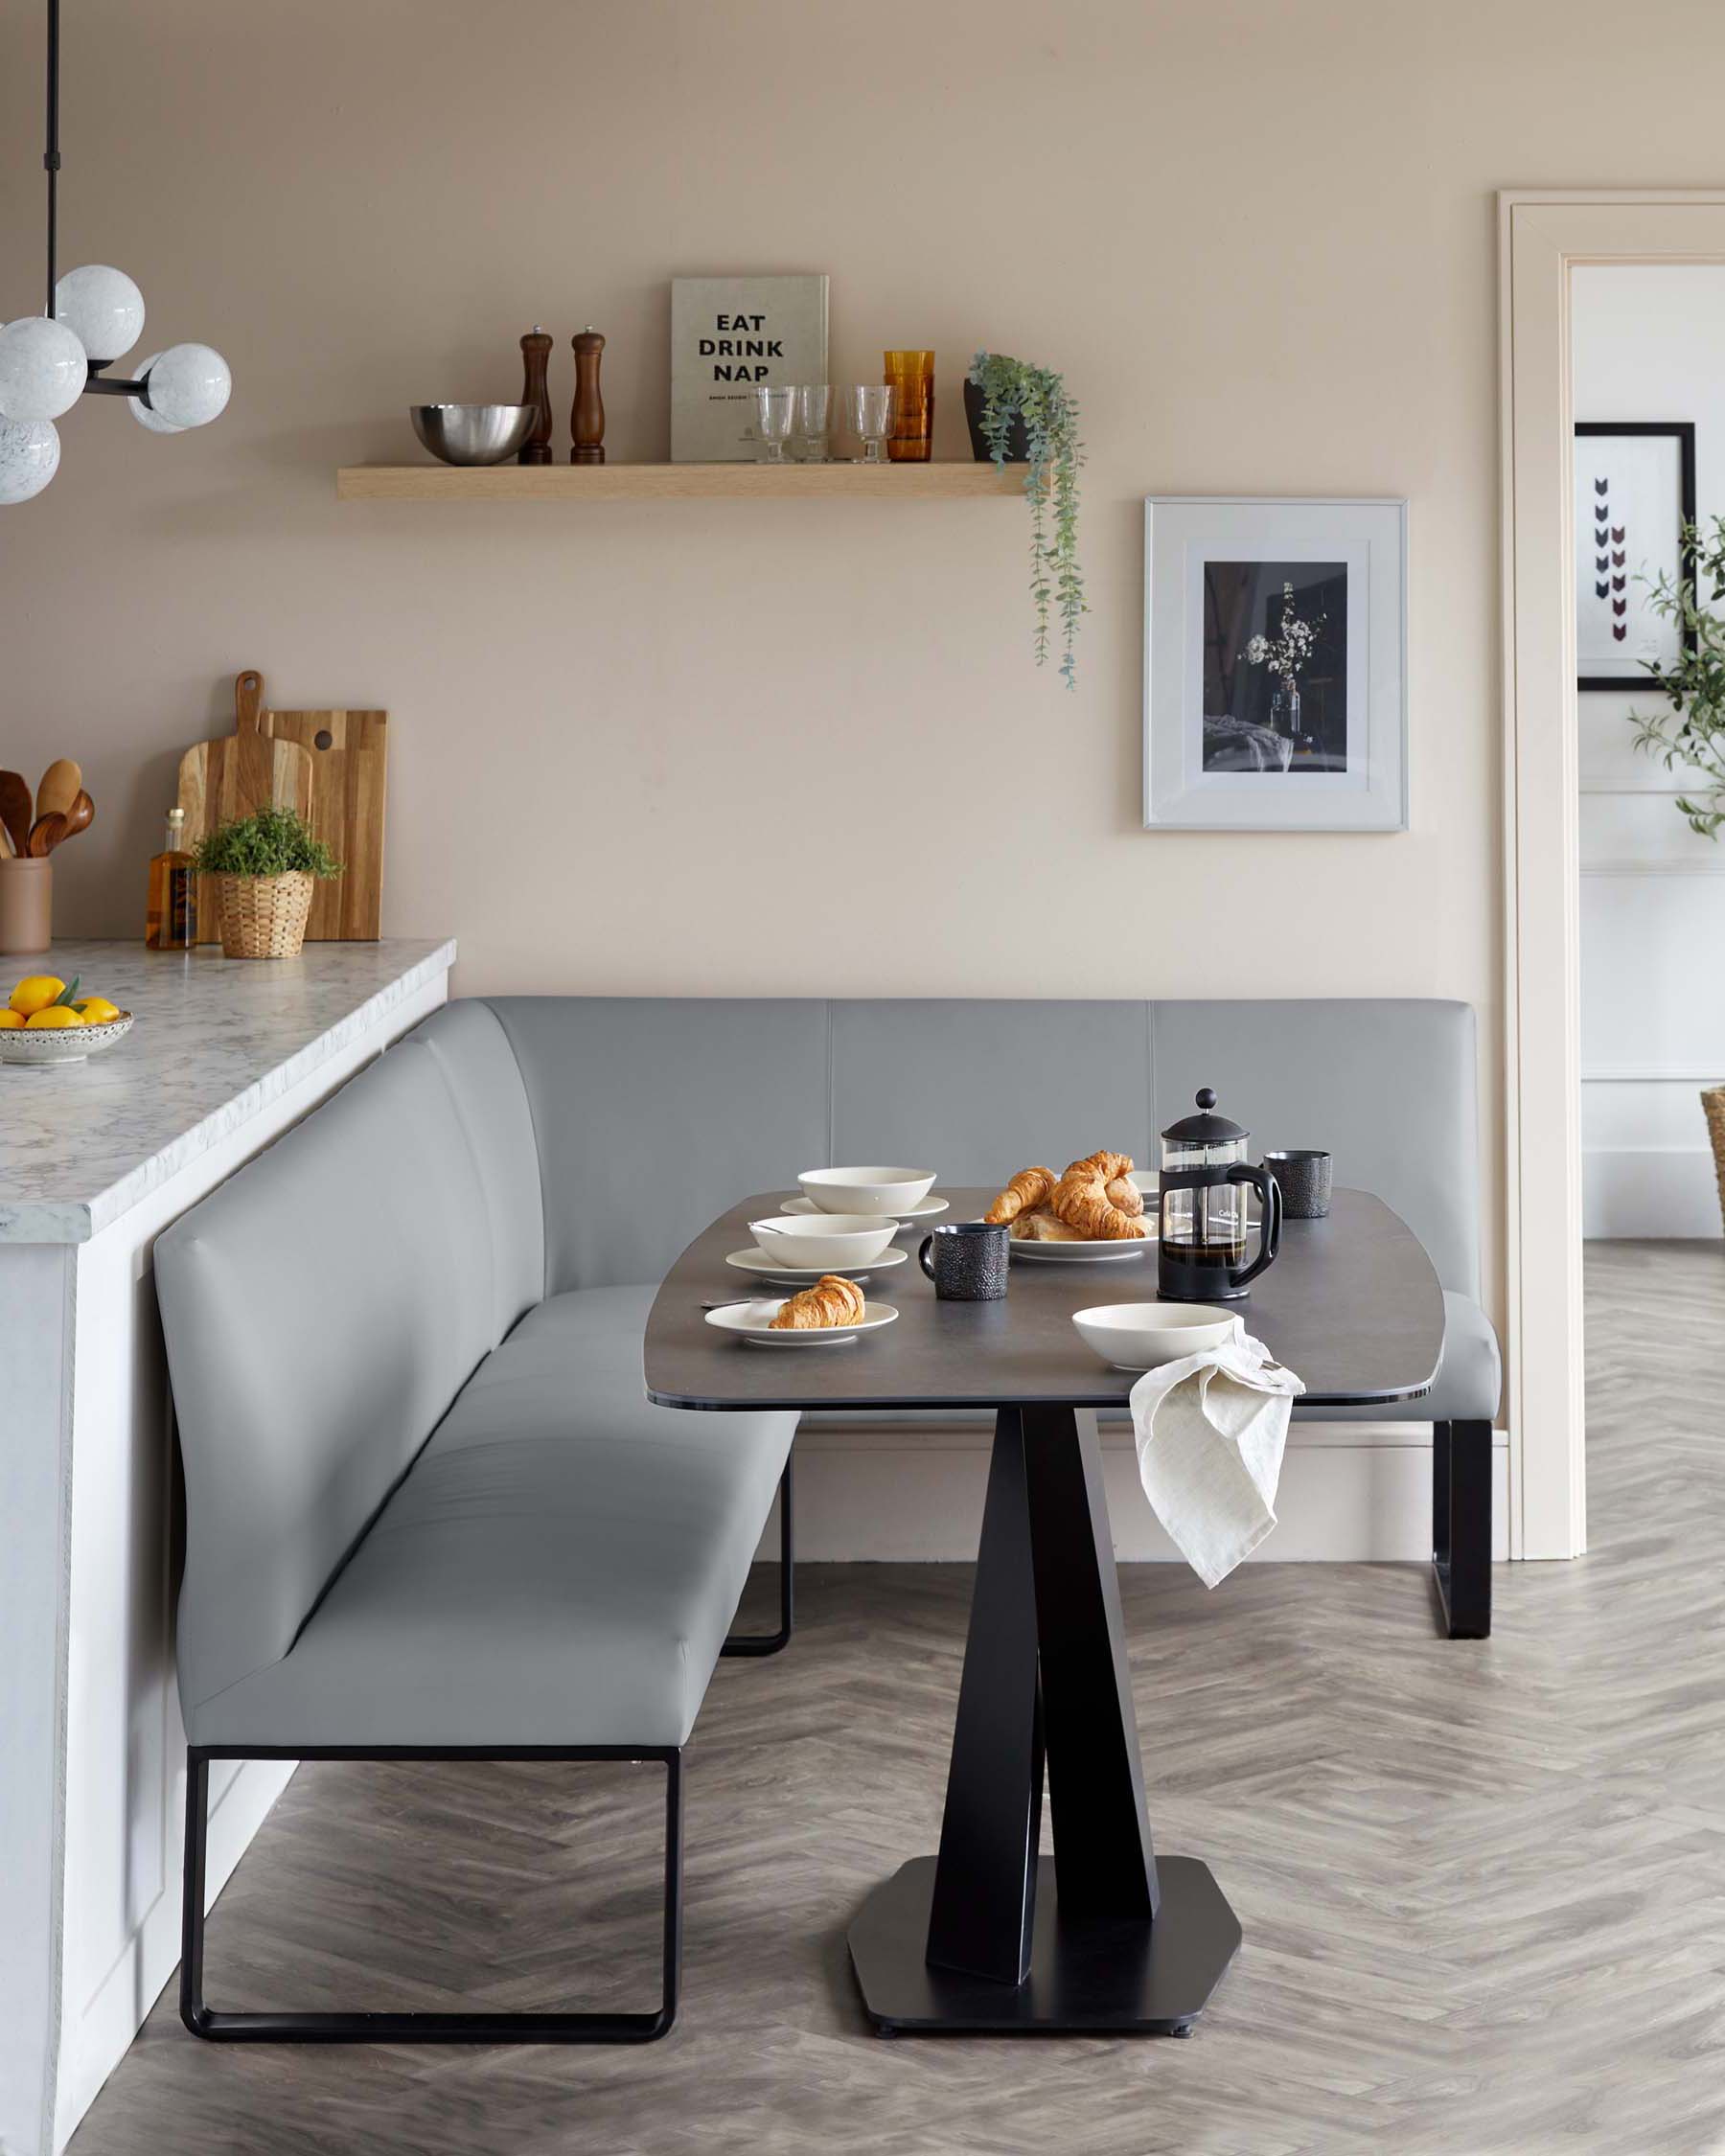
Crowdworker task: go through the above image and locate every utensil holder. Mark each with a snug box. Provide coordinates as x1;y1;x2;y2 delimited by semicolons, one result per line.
0;857;52;956
216;871;312;959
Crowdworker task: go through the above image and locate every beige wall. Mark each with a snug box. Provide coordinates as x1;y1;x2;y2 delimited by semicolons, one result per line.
7;0;1724;1316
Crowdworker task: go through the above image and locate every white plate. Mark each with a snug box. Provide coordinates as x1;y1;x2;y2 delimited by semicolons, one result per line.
724;1246;907;1284
704;1297;899;1345
782;1193;949;1227
1009;1233;1153;1263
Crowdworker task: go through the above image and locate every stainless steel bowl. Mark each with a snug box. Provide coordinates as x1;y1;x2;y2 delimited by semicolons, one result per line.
410;404;537;467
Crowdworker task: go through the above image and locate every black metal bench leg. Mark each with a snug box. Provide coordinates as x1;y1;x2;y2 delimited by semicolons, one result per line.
722;1455;794;1658
180;1745;682;2042
1431;1419;1491;1640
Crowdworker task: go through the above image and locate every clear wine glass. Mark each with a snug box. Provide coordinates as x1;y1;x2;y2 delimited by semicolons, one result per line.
754;386;796;464
793;383;832;463
848;383;896;464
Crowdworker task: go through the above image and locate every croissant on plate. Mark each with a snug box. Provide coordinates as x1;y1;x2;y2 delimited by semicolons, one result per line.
1048;1151;1149;1241
984;1166;1057;1226
769;1273;867;1329
1011;1206;1086;1241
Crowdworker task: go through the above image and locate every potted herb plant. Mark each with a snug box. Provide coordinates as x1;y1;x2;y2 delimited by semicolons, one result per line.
192;805;340;960
965;353;1085;688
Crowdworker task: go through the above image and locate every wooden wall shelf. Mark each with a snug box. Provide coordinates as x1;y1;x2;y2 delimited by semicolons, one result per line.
335;461;1032;502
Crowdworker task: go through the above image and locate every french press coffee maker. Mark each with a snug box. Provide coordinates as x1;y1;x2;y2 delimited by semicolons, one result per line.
1157;1089;1282;1301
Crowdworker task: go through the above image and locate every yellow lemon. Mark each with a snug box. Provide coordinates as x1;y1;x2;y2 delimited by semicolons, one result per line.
0;1008;24;1029
25;1005;84;1029
75;997;122;1025
10;975;66;1017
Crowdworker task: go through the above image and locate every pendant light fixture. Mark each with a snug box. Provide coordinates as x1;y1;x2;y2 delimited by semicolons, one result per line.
0;0;230;504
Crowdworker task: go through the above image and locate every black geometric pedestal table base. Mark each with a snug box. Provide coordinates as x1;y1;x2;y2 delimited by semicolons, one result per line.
849;1854;1240;2035
846;1404;1243;2038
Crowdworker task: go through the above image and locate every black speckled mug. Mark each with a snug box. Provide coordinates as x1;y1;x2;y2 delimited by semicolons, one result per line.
1265;1150;1332;1219
919;1219;1010;1300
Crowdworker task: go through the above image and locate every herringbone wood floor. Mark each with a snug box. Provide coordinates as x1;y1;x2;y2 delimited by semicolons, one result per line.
74;1243;1725;2155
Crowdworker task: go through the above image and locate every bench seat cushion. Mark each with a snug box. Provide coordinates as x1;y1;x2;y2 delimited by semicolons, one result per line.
186;1288;795;1753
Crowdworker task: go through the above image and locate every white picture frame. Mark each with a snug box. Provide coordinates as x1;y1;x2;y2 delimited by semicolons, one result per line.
1142;496;1409;832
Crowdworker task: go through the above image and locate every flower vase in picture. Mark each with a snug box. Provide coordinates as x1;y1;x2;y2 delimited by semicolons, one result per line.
1245;581;1322;759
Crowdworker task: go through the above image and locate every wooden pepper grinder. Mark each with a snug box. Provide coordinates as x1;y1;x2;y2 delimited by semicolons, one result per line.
571;327;605;464
518;326;553;466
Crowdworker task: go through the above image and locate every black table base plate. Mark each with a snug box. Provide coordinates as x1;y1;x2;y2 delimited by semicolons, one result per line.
848;1856;1241;2035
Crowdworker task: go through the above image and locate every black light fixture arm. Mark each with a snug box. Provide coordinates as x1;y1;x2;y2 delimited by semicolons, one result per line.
44;0;60;316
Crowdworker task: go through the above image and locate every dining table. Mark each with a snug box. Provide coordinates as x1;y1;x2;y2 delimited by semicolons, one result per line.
643;1185;1444;2037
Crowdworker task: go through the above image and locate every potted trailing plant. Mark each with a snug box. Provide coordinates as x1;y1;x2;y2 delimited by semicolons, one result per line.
965;353;1085;688
1629;514;1725;837
192;805;340;960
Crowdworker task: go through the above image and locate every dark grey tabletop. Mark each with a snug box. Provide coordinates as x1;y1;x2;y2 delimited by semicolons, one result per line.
644;1187;1443;1413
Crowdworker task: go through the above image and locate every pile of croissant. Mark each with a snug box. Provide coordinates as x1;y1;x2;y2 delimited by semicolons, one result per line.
984;1152;1149;1242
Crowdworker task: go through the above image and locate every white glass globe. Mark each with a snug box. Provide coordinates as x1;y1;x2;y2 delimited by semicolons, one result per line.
127;356;184;433
55;264;145;365
0;316;87;423
0;418;61;505
145;343;230;429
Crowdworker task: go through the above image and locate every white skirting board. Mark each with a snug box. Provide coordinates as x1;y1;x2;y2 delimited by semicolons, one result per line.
1583;1145;1721;1239
762;1423;1511;1564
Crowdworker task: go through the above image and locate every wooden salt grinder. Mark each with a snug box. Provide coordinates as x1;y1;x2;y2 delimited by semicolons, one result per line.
571;328;606;464
518;327;553;465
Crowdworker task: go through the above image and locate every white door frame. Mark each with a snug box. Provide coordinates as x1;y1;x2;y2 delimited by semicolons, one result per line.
1499;190;1725;1560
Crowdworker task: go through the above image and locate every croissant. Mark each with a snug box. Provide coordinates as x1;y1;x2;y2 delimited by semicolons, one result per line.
1105;1174;1144;1219
985;1166;1057;1226
769;1273;867;1330
1011;1206;1086;1241
1048;1151;1149;1241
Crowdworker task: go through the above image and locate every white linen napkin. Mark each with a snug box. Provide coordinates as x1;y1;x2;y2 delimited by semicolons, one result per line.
1128;1320;1305;1588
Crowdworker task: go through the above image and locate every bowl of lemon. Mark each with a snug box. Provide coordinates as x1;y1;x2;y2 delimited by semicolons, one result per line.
0;975;131;1067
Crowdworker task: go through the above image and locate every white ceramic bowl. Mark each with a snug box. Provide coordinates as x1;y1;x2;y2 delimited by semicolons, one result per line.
796;1166;937;1217
1071;1301;1237;1372
748;1213;900;1267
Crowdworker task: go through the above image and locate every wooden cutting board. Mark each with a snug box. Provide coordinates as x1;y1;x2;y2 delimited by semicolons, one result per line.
260;695;388;941
177;672;314;945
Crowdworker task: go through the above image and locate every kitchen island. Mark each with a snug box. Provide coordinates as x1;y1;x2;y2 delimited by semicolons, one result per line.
0;939;456;2156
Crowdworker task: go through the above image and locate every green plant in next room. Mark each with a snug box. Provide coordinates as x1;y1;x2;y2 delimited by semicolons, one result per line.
192;806;342;881
968;352;1086;688
1630;515;1725;837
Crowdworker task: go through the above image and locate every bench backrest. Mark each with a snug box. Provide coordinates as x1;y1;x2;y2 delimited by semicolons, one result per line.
487;996;1481;1300
156;1000;543;1714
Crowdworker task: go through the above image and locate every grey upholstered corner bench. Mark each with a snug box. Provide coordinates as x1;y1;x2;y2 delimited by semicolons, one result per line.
157;995;1498;2044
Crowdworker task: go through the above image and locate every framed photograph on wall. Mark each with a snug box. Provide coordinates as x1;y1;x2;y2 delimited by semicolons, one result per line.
1574;421;1695;692
1143;496;1408;832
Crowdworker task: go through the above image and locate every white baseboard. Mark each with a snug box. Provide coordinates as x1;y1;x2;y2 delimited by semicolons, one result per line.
1583;1145;1720;1238
762;1423;1510;1564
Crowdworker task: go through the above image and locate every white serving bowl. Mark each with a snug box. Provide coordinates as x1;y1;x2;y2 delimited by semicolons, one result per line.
748;1213;900;1267
1071;1301;1237;1372
797;1166;936;1217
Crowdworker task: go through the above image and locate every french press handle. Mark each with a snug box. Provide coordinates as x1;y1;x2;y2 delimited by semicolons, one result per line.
1228;1162;1282;1288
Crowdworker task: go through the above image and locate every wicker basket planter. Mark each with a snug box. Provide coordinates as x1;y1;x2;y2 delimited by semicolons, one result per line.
1705;1089;1725;1236
216;871;314;960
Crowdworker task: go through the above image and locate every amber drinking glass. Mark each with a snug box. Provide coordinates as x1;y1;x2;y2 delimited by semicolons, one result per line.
883;349;933;463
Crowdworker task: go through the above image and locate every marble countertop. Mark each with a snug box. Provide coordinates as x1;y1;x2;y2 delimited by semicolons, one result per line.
0;940;456;1243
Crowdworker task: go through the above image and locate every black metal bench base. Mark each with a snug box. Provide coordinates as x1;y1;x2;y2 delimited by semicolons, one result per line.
180;1745;681;2043
1432;1419;1492;1639
721;1456;794;1657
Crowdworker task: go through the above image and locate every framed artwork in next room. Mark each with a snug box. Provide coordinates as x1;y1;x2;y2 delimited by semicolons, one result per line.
1143;496;1409;832
1574;421;1696;693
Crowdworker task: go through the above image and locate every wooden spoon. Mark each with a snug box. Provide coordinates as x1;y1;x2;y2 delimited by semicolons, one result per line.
57;789;94;844
36;758;81;821
0;771;32;859
27;813;68;857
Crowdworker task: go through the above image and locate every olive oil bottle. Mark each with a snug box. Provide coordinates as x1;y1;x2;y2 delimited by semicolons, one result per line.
145;808;197;950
